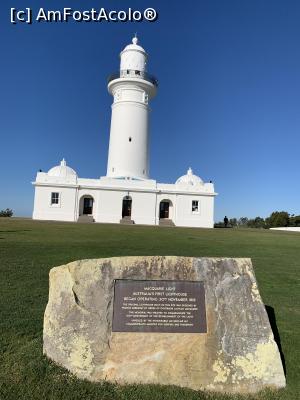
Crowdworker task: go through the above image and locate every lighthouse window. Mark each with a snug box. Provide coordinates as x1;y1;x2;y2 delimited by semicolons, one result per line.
51;192;60;205
135;70;140;76
143;93;149;104
192;200;199;213
129;137;132;142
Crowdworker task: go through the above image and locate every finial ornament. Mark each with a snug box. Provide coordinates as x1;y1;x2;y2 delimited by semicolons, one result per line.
187;167;193;175
61;158;66;166
132;34;138;45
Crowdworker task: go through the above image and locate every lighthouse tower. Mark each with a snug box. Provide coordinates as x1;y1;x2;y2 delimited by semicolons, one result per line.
106;36;158;180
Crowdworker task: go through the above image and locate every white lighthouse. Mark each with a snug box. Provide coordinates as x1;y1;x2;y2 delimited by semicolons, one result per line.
32;36;217;227
106;36;157;180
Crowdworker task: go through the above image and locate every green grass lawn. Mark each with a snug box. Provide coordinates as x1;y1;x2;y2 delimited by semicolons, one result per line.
0;218;299;400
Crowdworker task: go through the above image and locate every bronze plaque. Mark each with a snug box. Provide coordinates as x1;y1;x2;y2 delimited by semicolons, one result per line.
112;280;207;333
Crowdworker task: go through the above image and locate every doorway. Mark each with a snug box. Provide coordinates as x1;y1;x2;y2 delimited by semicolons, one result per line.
83;197;93;215
122;196;132;218
159;201;170;219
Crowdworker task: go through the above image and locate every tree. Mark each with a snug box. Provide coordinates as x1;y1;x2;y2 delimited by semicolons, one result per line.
254;217;266;228
247;217;265;228
229;218;237;227
238;217;248;226
289;215;300;227
0;208;13;217
266;211;289;227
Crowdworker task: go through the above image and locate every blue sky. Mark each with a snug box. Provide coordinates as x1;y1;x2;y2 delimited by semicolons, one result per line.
0;0;299;221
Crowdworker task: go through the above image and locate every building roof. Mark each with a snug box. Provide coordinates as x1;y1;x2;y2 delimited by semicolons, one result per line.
176;168;204;186
48;158;77;178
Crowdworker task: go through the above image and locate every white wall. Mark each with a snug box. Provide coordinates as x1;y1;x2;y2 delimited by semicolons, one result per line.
106;98;149;180
94;189;156;225
174;194;214;228
131;191;156;225
33;185;77;222
33;183;215;228
95;190;125;223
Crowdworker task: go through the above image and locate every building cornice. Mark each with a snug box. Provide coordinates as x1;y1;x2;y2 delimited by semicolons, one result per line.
32;181;217;197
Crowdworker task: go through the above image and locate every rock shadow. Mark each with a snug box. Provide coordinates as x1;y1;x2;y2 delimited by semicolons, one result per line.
265;305;286;376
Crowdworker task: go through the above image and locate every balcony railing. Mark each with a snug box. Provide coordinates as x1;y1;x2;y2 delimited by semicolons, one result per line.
107;70;158;87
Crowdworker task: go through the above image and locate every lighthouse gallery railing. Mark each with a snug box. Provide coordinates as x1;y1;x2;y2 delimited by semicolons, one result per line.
107;70;158;87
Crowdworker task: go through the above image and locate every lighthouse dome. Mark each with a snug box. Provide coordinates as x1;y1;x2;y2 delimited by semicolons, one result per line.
48;159;77;177
120;36;147;72
122;36;146;53
176;168;204;186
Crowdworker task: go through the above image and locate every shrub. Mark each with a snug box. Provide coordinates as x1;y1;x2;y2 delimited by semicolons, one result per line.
0;208;13;217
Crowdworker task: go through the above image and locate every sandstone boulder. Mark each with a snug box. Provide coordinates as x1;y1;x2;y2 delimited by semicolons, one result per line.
43;256;285;393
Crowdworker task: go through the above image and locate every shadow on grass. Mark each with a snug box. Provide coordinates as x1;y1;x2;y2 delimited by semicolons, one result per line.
0;230;31;233
265;305;286;376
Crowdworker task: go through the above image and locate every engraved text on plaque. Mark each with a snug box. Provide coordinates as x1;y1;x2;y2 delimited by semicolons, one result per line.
112;280;207;333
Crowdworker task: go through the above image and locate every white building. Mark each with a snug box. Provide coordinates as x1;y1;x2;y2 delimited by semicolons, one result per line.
32;37;217;228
